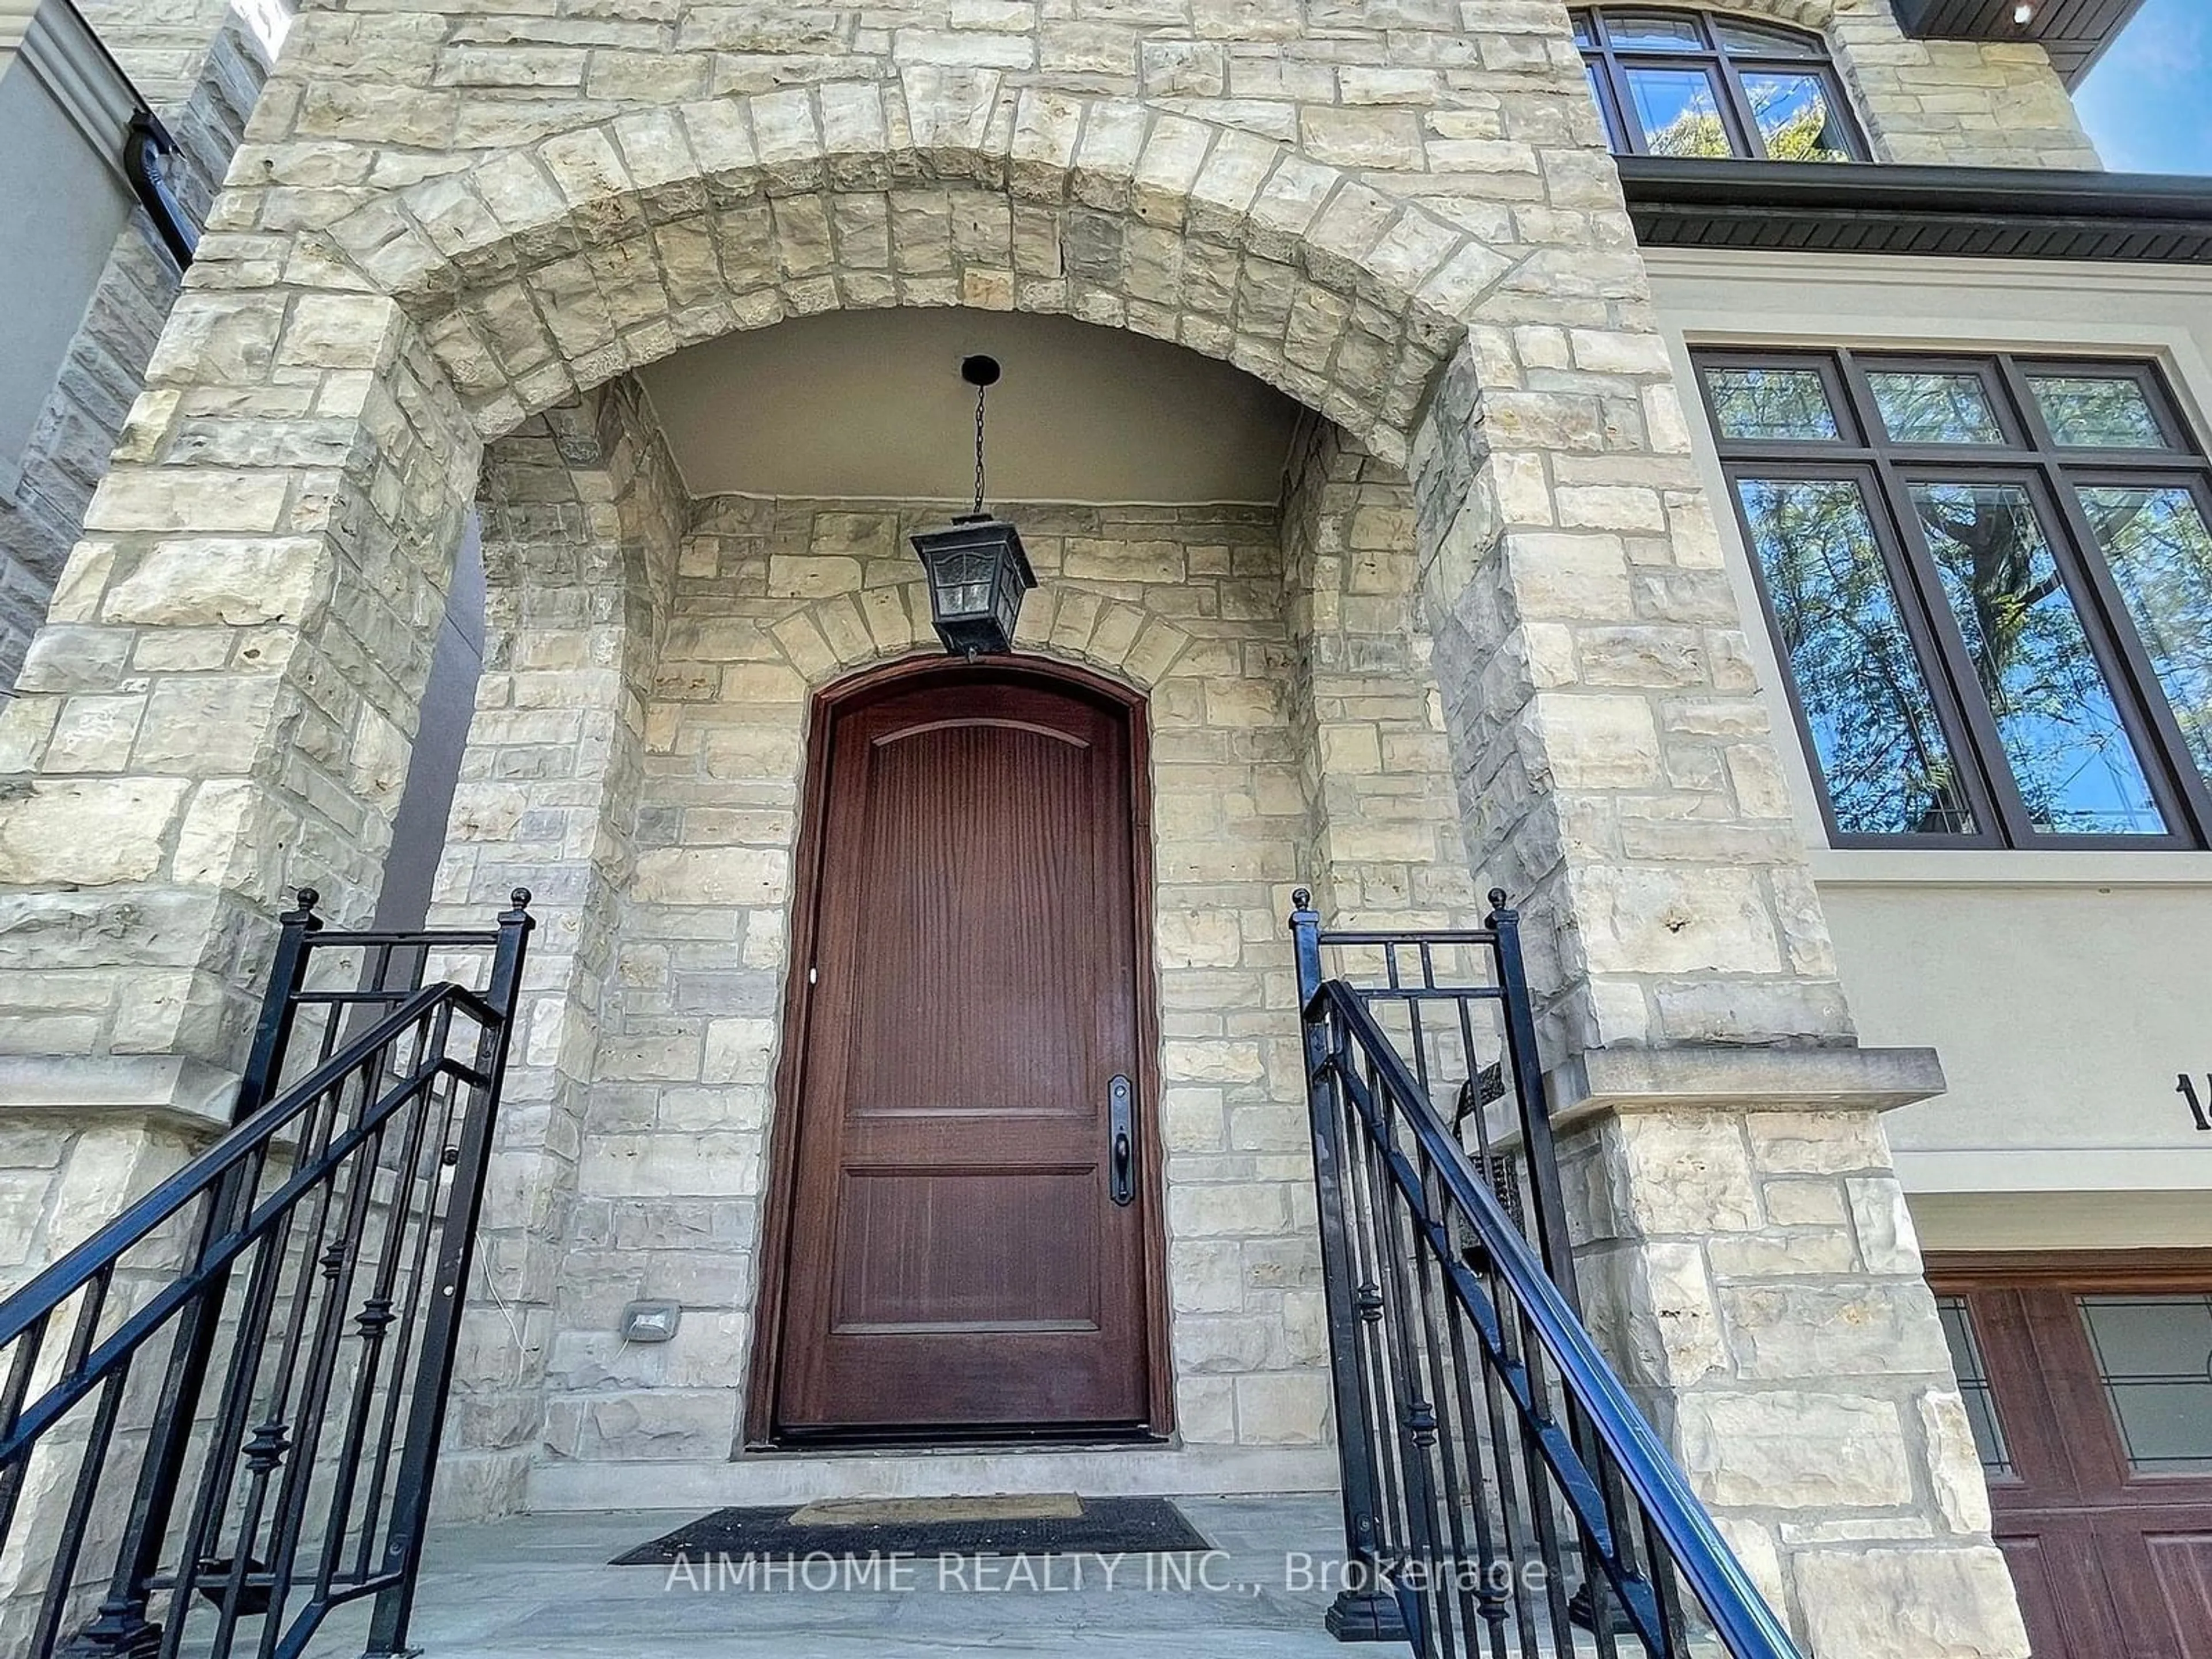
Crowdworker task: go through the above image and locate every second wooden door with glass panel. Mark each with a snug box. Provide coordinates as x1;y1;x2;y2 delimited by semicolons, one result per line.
1934;1261;2212;1658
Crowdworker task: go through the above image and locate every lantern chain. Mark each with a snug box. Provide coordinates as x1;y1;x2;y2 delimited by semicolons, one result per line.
973;381;988;517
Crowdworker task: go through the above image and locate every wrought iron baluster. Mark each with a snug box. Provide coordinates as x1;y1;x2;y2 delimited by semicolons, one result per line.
32;1362;134;1658
255;1100;398;1659
317;1039;456;1600
0;892;528;1659
1407;1152;1480;1657
1640;1504;1690;1658
347;1064;465;1590
0;1308;51;1540
1438;1263;1514;1659
1290;896;1804;1659
363;891;532;1658
1290;895;1404;1643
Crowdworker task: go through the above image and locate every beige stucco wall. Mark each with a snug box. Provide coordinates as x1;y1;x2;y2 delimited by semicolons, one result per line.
1646;249;2212;1240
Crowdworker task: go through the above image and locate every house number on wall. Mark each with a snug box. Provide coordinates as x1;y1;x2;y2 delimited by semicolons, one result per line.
2177;1074;2212;1132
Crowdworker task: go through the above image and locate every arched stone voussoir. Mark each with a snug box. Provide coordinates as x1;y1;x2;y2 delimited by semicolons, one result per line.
324;83;1479;464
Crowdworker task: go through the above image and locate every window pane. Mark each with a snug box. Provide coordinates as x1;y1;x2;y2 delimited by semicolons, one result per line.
1601;10;1705;49
1705;366;1839;440
1625;66;1736;157
2030;374;2170;449
1715;17;1821;54
2080;1295;2212;1474
1571;8;1595;46
1868;372;2005;444
1937;1297;2014;1476
1912;482;2167;836
1584;62;1618;143
1741;71;1853;161
2079;485;2212;784
1737;476;1976;835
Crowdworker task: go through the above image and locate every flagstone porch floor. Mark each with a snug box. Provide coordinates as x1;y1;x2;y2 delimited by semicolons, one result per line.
308;1495;1355;1658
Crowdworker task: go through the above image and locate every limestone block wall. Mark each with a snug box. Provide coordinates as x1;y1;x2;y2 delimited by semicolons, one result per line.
0;0;1883;1087
0;3;274;685
0;0;2040;1635
1563;1095;2029;1657
426;380;685;1515
536;487;1342;1465
1282;415;1479;928
1818;0;2101;169
420;385;1497;1492
0;0;2104;688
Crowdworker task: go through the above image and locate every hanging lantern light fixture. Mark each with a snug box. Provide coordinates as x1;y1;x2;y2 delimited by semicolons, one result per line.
909;354;1035;658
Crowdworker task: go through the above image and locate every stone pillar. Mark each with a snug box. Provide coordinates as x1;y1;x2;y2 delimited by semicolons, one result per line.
1556;1049;2028;1659
1390;31;2025;1657
1280;419;1474;929
0;281;480;1602
0;284;478;1112
1411;332;1849;1060
427;384;680;1517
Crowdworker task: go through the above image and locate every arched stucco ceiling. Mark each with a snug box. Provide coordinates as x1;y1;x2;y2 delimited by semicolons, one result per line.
635;308;1301;507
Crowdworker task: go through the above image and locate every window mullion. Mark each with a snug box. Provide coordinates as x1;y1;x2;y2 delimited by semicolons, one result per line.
2012;467;2197;847
1712;54;1762;158
1721;460;1980;843
1702;344;2212;853
1581;58;1628;151
1994;356;2059;452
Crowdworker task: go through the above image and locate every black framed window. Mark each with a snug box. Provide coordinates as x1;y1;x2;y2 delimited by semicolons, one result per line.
1696;349;2212;850
1572;7;1865;161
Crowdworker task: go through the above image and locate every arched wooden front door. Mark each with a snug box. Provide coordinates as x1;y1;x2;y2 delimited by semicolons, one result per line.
753;658;1166;1441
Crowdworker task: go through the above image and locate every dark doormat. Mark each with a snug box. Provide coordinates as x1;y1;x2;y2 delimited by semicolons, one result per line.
611;1494;1211;1564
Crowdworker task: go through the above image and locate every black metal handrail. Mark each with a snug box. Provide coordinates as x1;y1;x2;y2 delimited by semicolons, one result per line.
0;888;532;1659
1292;889;1801;1659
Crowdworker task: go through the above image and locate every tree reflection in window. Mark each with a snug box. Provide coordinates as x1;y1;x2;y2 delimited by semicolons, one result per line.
1867;372;2005;445
2081;486;2212;782
1911;483;2165;835
2031;376;2171;449
1706;365;1839;441
1628;67;1734;157
1739;478;1974;834
1573;7;1865;161
1701;349;2212;849
1741;72;1853;161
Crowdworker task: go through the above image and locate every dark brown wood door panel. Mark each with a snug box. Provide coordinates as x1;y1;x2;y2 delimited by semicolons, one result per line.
1932;1256;2212;1659
2142;1526;2212;1654
768;666;1157;1438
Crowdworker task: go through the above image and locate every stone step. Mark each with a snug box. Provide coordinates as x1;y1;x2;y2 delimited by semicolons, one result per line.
522;1445;1338;1513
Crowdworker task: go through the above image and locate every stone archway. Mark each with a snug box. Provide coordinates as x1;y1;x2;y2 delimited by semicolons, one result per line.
24;71;1855;1080
324;86;1488;465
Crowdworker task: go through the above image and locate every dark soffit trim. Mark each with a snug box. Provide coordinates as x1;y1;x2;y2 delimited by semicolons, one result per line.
1891;0;2151;89
1617;158;2212;264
